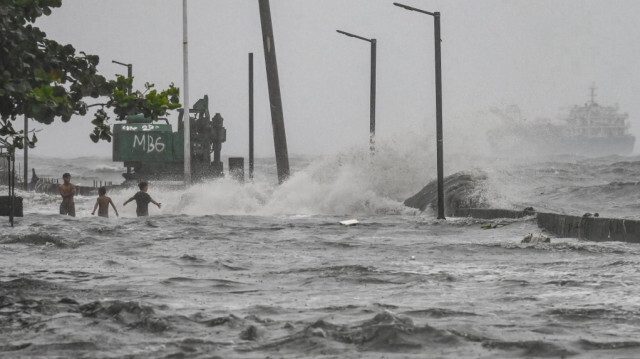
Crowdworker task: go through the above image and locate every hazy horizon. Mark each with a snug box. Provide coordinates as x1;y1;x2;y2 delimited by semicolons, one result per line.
19;0;640;160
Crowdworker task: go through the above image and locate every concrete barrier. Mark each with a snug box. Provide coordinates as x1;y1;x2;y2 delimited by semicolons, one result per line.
453;208;640;244
453;208;535;219
33;182;122;197
405;171;640;244
0;196;23;217
536;212;640;244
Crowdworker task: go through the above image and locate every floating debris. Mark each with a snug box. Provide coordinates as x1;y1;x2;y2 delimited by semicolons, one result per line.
521;233;550;244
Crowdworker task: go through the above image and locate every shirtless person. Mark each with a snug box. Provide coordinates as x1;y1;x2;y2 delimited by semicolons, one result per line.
92;187;119;218
59;172;76;217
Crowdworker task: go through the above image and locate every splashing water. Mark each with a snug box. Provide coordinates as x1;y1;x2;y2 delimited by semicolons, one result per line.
4;136;640;358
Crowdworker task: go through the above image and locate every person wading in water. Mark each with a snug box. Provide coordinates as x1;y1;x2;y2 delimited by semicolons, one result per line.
92;186;119;218
123;181;161;217
58;172;76;217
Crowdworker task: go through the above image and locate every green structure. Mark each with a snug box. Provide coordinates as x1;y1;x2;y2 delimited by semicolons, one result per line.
112;95;226;182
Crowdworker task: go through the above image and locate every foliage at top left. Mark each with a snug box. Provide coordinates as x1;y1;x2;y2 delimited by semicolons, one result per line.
0;0;181;151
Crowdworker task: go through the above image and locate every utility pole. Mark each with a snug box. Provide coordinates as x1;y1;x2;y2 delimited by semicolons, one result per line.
394;3;445;219
434;12;444;219
23;115;27;190
370;38;377;154
182;0;191;186
111;60;133;95
258;0;290;184
336;30;377;154
249;53;255;180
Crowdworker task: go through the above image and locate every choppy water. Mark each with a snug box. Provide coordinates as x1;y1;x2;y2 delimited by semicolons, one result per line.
3;146;640;358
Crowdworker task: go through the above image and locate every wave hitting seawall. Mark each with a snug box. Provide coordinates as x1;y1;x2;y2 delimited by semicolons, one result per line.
405;170;640;243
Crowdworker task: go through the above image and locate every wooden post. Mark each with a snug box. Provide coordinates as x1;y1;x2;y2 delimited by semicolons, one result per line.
258;0;290;184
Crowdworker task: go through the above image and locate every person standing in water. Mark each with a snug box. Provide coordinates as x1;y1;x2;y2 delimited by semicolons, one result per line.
92;187;119;218
58;172;76;217
123;181;161;217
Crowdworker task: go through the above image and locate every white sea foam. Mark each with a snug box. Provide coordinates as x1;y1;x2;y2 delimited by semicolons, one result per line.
152;141;433;216
9;133;640;219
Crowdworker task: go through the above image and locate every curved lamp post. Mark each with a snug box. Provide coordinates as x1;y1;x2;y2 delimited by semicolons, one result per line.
336;30;377;154
111;60;133;95
394;2;445;220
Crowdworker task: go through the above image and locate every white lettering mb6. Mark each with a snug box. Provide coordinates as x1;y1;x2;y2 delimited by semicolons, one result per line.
133;134;166;153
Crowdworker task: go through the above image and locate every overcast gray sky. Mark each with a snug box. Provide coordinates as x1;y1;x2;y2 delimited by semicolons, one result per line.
30;0;640;158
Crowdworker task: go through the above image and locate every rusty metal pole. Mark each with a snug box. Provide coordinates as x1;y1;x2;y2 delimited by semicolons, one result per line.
249;53;255;181
258;0;290;184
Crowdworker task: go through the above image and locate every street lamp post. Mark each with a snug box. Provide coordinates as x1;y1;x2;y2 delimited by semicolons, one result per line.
111;60;133;95
336;30;376;154
249;52;254;181
394;2;445;220
182;0;191;186
23;115;28;191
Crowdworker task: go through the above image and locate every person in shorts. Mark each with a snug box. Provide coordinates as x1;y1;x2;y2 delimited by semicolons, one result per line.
92;186;119;218
123;181;161;217
58;173;76;217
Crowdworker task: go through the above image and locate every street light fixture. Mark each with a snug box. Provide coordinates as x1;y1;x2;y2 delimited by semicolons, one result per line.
336;29;377;154
111;60;133;95
394;2;445;220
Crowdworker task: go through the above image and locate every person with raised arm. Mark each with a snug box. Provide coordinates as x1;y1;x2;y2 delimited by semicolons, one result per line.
123;181;161;217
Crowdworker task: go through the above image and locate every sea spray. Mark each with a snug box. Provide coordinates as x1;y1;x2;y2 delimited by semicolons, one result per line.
157;143;430;216
4;154;640;358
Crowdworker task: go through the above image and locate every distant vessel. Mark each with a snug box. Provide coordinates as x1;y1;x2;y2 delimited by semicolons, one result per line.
489;86;635;156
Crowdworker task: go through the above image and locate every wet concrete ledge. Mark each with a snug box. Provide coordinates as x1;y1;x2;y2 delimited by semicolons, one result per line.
453;208;535;220
0;196;23;217
454;208;640;244
33;183;130;197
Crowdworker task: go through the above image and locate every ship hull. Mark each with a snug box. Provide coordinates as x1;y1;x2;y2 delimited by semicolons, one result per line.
489;88;635;157
556;135;635;156
489;130;635;157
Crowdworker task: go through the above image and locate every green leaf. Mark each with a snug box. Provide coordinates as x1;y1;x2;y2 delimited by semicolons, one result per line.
1;1;181;148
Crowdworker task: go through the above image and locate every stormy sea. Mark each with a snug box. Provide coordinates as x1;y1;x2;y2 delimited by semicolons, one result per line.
2;145;640;358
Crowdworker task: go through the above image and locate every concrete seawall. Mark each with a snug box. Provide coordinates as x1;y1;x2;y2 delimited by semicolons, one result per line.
404;171;640;244
33;182;132;197
536;212;640;243
34;183;100;197
454;208;640;244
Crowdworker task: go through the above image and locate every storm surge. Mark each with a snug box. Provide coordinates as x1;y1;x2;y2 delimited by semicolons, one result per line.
3;211;640;358
131;142;438;217
4;140;640;358
14;140;640;219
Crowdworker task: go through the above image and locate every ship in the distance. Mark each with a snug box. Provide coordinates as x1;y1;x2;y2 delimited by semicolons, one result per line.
488;86;635;157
